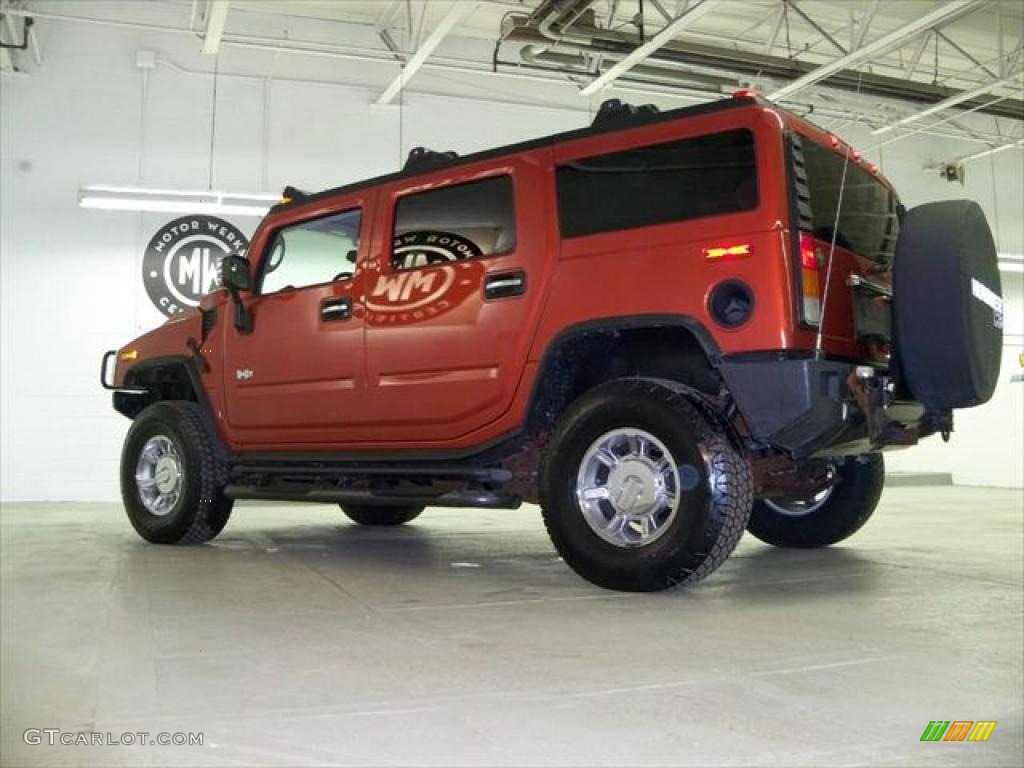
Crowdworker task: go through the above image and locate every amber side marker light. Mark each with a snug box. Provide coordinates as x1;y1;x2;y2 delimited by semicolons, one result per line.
704;244;753;260
119;349;138;362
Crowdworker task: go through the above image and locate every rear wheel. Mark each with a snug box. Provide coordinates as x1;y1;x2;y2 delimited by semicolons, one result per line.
748;454;884;548
540;380;753;592
120;401;233;544
340;504;423;526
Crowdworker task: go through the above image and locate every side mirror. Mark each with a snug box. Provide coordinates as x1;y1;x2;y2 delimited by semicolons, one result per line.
221;254;252;292
220;254;254;333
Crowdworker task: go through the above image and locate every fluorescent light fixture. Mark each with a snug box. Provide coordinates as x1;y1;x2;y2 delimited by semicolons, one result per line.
79;185;281;217
998;253;1024;274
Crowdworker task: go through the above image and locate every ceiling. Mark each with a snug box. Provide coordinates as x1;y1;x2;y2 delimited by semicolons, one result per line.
2;0;1022;154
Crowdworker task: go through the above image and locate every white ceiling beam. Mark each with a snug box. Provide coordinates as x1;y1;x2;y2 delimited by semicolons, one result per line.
376;1;477;105
903;30;932;78
201;0;231;55
852;0;881;50
580;0;723;96
873;76;1014;134
769;0;985;101
763;5;786;55
957;137;1024;164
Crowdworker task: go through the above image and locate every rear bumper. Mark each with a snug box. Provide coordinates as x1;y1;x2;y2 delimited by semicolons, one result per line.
718;355;935;458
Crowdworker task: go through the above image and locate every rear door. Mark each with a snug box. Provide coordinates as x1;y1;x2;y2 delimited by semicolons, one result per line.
791;134;899;358
358;155;553;444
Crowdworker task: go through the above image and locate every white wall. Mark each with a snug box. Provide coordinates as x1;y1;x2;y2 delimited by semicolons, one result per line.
1;12;1022;500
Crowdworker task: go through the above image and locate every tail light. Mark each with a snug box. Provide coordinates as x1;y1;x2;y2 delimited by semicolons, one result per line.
799;232;821;325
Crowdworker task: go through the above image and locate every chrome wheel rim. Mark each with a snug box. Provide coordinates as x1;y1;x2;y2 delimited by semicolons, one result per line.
135;435;183;516
763;487;833;517
576;428;681;548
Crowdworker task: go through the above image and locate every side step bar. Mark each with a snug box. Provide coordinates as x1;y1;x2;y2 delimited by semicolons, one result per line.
231;463;512;483
224;485;521;509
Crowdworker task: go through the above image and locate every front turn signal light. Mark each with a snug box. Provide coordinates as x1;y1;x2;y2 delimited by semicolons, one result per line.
119;349;138;362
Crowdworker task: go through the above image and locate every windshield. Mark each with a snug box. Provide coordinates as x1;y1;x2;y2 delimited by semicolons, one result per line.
800;137;899;263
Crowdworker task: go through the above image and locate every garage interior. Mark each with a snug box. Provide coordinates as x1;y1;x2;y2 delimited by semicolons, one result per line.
1;1;1022;766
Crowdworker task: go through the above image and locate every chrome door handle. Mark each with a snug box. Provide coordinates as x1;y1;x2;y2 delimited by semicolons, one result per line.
484;271;526;300
320;297;352;322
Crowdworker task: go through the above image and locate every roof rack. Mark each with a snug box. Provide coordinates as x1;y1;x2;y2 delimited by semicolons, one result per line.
281;185;309;203
591;98;660;127
404;146;460;173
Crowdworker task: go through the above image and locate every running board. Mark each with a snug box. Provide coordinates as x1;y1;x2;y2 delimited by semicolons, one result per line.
224;484;521;509
231;462;512;483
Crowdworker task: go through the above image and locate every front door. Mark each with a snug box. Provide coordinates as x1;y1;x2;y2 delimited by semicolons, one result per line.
222;196;372;447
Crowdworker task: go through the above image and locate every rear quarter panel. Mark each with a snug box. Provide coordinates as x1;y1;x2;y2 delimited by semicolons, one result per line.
529;106;795;362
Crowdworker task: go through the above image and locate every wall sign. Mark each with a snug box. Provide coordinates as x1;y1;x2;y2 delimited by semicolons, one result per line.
143;215;249;317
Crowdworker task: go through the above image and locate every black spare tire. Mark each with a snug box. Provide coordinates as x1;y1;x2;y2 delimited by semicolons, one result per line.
893;200;1002;410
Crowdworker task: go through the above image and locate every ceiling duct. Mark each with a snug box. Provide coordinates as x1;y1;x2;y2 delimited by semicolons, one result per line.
520;44;737;93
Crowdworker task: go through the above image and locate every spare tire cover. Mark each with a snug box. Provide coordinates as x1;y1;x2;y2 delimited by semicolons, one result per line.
893;200;1002;410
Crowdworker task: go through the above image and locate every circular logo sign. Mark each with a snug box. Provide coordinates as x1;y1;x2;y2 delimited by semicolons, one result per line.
143;215;249;317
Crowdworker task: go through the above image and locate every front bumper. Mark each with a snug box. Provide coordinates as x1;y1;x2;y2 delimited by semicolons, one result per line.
718;355;936;458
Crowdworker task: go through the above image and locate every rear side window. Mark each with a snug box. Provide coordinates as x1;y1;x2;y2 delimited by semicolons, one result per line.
260;208;361;294
556;128;757;238
392;175;516;271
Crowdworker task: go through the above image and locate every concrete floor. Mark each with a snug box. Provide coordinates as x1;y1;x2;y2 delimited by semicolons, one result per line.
1;487;1021;767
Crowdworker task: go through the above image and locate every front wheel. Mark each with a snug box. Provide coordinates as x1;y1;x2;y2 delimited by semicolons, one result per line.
120;401;233;544
747;453;884;548
540;380;753;592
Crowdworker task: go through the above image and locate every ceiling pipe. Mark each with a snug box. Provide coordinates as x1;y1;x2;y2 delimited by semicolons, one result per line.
522;44;737;92
534;0;596;46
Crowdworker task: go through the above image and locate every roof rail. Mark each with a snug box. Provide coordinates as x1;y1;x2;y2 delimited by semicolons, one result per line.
591;98;660;126
404;146;460;172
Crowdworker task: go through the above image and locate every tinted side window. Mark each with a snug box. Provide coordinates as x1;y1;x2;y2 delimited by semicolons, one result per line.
556;129;757;238
392;176;516;271
260;208;361;294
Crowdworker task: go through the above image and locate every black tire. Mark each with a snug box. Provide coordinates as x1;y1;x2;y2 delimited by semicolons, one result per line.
341;504;423;526
748;453;884;548
539;379;753;593
120;401;233;544
894;200;1002;410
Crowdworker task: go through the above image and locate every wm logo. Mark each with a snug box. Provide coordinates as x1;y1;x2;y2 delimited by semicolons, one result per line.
921;721;997;742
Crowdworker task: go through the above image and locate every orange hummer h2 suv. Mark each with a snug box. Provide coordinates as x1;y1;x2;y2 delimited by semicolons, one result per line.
102;92;1003;592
